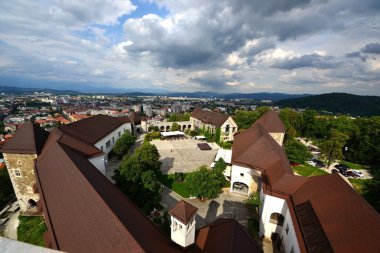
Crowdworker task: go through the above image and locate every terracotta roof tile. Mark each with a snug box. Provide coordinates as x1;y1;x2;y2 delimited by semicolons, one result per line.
59;115;128;144
254;110;285;133
195;218;262;253
1;122;49;154
191;108;229;128
169;200;198;224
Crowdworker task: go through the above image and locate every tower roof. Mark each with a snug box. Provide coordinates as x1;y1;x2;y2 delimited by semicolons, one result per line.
59;115;128;144
169;200;198;224
1;122;49;155
254;110;285;133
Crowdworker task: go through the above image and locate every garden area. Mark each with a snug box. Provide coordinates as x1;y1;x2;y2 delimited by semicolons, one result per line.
292;163;328;177
17;216;47;246
157;172;190;198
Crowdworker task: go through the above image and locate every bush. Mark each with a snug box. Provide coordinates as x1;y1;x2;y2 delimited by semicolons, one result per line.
175;172;185;182
220;141;233;149
17;216;47;246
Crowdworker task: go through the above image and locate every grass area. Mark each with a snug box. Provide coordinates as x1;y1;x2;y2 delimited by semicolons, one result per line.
348;178;366;194
292;163;328;177
247;218;260;241
17;216;47;247
157;173;190;198
340;161;367;170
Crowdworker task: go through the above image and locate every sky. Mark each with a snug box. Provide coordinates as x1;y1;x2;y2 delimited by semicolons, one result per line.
0;0;380;95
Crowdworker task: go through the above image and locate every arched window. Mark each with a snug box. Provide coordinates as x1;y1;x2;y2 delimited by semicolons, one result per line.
28;199;37;208
269;213;284;226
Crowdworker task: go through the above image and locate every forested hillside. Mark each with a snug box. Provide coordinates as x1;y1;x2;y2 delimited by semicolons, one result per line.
276;93;380;116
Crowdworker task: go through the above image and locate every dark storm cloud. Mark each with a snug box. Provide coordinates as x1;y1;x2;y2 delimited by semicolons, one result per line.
346;51;368;62
273;53;338;70
361;42;380;54
189;73;242;89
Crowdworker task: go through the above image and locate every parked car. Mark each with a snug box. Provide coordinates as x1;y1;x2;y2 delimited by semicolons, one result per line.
331;169;338;173
313;159;325;168
351;170;364;178
340;171;349;177
346;171;359;178
335;164;349;171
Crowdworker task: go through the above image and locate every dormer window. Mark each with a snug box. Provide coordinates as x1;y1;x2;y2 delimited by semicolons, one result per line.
14;169;21;177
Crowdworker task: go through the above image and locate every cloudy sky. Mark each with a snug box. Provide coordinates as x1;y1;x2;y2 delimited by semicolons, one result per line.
0;0;379;95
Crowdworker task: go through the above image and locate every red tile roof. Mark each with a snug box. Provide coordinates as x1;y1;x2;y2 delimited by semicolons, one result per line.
0;122;49;155
169;200;198;225
195;218;262;253
254;110;285;133
191;108;230;128
59;115;128;144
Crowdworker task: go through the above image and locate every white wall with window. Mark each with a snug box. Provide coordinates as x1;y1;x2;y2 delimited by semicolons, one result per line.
230;164;260;195
94;123;132;156
259;192;301;253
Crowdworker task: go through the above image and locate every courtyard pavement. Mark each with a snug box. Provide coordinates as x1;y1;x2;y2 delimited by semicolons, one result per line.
151;138;218;174
3;210;19;240
160;186;252;229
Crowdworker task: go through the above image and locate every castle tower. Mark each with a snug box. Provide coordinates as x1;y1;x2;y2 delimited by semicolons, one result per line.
1;123;49;212
169;200;198;248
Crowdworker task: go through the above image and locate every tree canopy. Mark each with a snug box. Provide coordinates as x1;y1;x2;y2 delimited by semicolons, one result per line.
186;164;227;200
233;107;270;129
167;113;190;122
0;168;14;208
171;122;181;131
113;142;161;213
284;138;312;164
112;131;137;159
319;130;349;167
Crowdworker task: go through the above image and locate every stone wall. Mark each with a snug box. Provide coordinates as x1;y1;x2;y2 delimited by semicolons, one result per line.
3;153;39;212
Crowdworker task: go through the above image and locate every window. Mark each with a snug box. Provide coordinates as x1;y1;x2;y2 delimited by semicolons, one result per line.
290;247;294;253
269;213;285;226
14;169;21;177
106;140;111;149
232;127;236;132
225;124;230;134
240;173;244;177
112;137;115;143
118;132;121;137
100;146;103;151
286;224;289;234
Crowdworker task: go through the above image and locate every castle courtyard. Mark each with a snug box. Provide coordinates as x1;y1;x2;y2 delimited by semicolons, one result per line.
151;138;219;174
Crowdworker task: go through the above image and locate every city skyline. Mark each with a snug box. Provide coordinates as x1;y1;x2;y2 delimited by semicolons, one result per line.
0;0;380;95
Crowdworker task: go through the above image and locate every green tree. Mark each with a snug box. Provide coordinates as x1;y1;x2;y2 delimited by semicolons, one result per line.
113;142;162;214
113;131;137;159
171;122;181;131
319;130;349;167
0;168;14;208
141;170;158;192
148;126;159;132
284;138;312;164
246;191;261;211
215;127;221;144
187;165;223;200
167;113;190;122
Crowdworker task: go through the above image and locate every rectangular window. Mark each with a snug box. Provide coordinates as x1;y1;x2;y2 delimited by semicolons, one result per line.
118;132;121;137
100;146;103;151
112;137;115;143
286;224;289;234
14;169;21;177
232;127;236;132
106;140;111;149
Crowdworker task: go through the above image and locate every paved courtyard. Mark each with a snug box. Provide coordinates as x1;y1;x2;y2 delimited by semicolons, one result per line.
160;186;252;228
151;138;219;174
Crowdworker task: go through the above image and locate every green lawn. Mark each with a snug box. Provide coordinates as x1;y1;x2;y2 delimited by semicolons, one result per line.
348;178;369;195
17;216;47;247
292;163;329;177
157;173;190;198
340;161;367;170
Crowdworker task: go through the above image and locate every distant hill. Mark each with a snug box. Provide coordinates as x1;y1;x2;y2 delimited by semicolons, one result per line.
276;93;380;116
164;92;310;101
0;86;82;95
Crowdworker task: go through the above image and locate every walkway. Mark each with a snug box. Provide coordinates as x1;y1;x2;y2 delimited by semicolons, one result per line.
160;187;252;229
3;210;19;240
